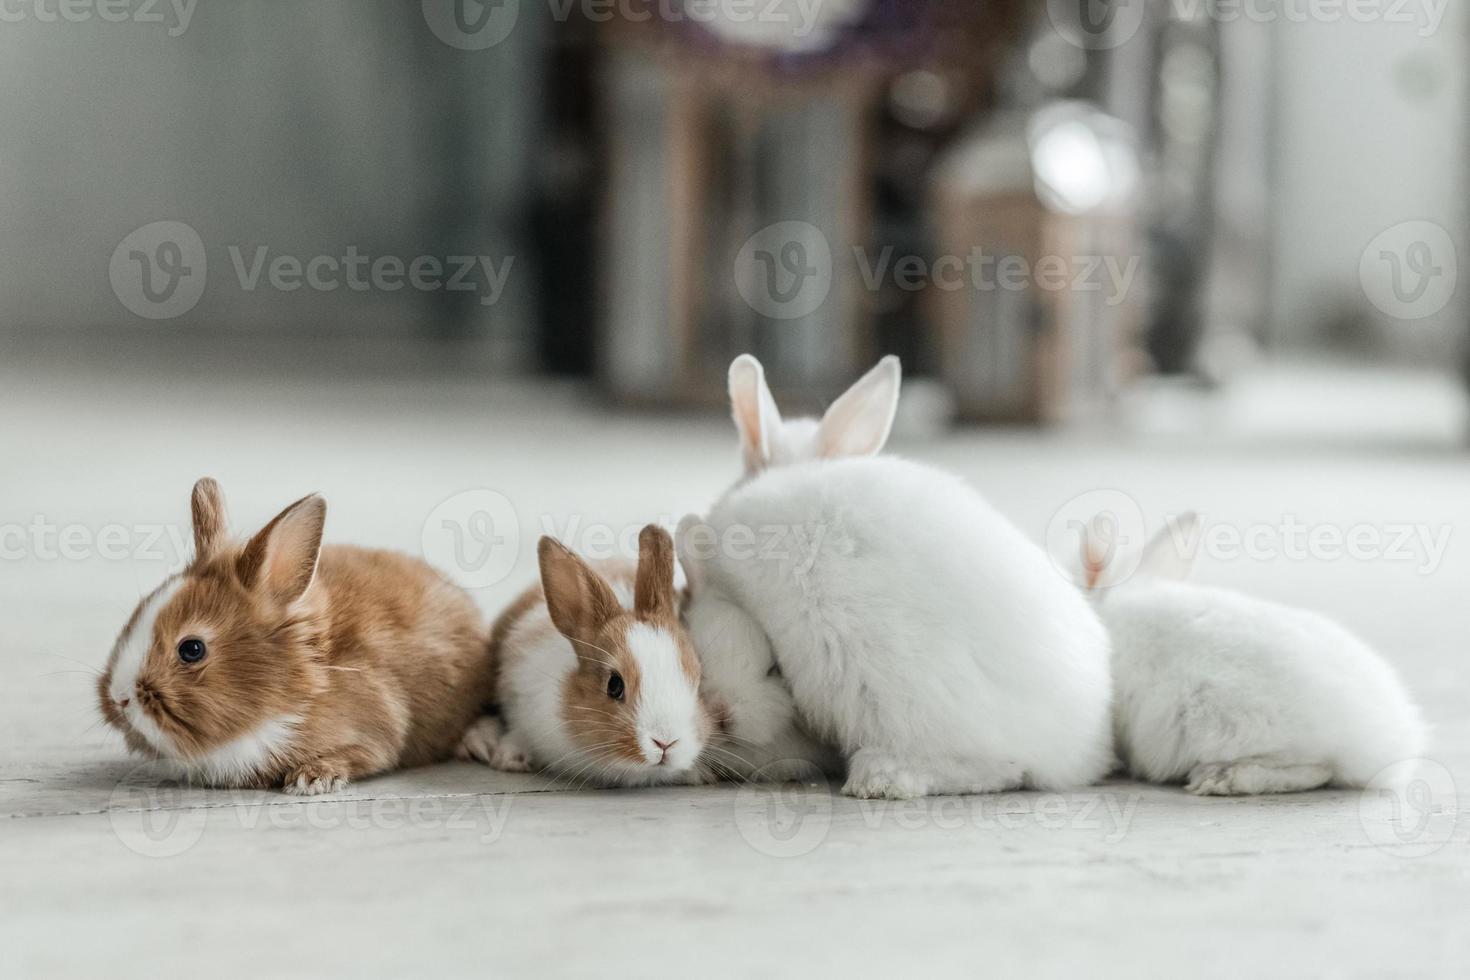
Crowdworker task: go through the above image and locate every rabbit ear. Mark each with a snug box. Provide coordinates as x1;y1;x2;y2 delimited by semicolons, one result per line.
191;477;229;561
674;513;709;592
237;494;326;606
1137;512;1202;582
1078;512;1121;590
729;354;783;473
817;355;901;460
634;524;676;621
539;536;622;654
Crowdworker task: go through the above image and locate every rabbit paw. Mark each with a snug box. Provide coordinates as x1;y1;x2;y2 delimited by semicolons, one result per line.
842;750;928;800
1186;758;1333;796
455;716;504;765
487;735;532;773
491;746;531;772
1185;762;1236;795
283;762;350;796
844;749;1022;799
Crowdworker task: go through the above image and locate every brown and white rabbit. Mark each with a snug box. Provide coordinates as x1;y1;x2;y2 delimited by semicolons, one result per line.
461;525;719;787
98;478;496;794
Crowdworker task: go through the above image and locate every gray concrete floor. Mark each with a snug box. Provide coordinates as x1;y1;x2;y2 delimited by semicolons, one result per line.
2;360;1467;978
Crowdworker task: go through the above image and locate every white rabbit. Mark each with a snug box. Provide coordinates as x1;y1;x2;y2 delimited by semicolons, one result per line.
678;456;1115;799
727;353;900;478
1078;512;1427;795
680;353;904;781
677;514;844;782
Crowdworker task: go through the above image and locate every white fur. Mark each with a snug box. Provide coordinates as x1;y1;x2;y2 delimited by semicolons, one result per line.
109;577;183;755
680;456;1115;798
173;715;303;787
1087;523;1427;794
729;353;900;478
624;622;702;770
677;575;843;781
496;602;705;788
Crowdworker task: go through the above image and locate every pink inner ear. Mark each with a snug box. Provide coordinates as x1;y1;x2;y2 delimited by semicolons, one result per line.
257;502;324;604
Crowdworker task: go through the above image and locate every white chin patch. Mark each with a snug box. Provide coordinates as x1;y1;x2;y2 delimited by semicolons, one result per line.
124;701;177;757
109;577;185;755
624;622;700;764
179;715;302;786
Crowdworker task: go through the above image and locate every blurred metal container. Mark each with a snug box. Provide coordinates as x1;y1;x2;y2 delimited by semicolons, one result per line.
930;101;1143;423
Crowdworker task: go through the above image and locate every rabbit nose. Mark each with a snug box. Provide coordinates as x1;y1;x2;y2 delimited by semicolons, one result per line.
652;738;677;751
114;696;130;709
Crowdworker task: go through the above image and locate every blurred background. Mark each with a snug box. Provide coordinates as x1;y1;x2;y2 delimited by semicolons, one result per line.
1;0;1466;443
5;12;1470;973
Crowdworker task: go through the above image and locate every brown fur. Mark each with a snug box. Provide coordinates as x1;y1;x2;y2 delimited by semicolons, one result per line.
98;479;495;791
491;527;713;773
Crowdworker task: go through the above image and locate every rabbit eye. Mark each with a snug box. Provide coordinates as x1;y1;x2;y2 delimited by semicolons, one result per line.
606;671;625;701
177;638;207;664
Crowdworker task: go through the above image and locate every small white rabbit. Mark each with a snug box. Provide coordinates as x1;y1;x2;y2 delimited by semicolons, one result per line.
681;353;904;781
679;456;1115;799
678;514;844;781
1078;512;1428;795
727;353;901;479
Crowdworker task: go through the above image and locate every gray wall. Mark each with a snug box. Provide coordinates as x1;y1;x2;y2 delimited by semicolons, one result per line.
0;1;540;362
1269;6;1468;362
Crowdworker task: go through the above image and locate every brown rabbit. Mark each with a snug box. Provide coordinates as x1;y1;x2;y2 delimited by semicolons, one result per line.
98;478;496;794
